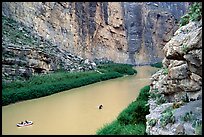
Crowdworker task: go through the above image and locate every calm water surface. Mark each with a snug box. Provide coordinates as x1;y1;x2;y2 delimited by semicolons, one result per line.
2;66;159;135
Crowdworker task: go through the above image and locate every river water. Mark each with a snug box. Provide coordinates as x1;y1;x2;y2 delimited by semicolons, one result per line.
2;66;159;135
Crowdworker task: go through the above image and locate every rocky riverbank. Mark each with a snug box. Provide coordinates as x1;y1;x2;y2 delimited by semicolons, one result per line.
146;13;202;135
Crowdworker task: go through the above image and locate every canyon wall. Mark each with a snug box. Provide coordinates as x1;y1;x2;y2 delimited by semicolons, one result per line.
2;2;128;64
123;2;189;65
2;2;190;82
2;2;189;65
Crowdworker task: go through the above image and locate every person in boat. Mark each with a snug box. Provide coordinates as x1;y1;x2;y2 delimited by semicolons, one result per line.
20;121;24;125
98;104;103;109
25;120;28;123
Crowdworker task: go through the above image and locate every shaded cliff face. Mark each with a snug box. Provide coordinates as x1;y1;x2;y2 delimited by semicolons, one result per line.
123;2;189;65
2;2;189;65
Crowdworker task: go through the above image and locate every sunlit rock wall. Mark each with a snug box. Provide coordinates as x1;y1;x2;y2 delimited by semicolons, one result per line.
2;2;189;65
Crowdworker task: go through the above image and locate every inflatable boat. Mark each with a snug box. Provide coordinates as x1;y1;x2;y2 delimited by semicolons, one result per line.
16;121;33;127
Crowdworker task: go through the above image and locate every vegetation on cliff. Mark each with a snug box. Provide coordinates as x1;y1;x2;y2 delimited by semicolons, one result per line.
2;15;98;83
179;2;202;27
2;63;137;106
96;85;150;135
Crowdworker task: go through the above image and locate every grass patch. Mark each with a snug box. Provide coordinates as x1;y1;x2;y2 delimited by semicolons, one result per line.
96;85;150;135
97;63;137;75
150;62;163;68
160;107;175;127
2;63;137;106
97;120;146;135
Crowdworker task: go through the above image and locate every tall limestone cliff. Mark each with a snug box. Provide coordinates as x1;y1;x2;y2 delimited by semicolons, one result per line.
2;2;189;64
2;2;128;64
123;2;189;65
2;2;189;82
146;4;202;134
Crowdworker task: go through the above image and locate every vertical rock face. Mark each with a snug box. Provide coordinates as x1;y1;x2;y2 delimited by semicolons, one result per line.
2;2;128;64
2;2;189;65
123;2;189;65
146;18;202;135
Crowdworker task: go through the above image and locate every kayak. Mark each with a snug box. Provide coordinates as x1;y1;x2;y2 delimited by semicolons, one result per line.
16;121;33;127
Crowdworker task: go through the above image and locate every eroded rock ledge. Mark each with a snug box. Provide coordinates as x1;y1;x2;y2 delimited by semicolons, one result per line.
146;19;202;135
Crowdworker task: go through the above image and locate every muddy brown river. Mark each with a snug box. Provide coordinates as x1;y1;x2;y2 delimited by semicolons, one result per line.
2;66;159;135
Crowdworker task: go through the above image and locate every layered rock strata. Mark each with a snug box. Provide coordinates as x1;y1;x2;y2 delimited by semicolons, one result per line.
2;16;96;82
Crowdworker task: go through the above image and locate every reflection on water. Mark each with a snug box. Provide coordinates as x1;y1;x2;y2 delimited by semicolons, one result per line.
2;66;159;135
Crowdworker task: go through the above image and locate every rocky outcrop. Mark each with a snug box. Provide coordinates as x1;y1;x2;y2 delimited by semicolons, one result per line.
2;2;128;64
2;15;96;82
2;2;189;65
146;18;202;135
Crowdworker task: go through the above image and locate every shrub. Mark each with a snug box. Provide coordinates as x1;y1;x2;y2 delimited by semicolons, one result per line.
188;2;202;21
156;96;167;105
181;111;193;122
149;92;161;100
192;119;202;128
149;91;166;105
160;108;175;127
148;119;157;127
136;85;150;102
195;124;202;135
181;44;188;53
97;63;137;75
162;106;173;114
162;68;168;75
150;62;163;68
179;2;202;27
179;14;190;27
192;119;202;135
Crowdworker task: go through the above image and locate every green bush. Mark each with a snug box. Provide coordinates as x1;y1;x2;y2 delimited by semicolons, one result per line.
188;2;202;21
179;2;202;27
148;119;157;127
97;63;137;75
150;62;163;68
192;119;202;135
136;85;150;102
179;14;190;27
160;108;175;127
181;111;193;122
156;96;167;105
162;68;169;75
181;44;189;53
195;124;202;135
